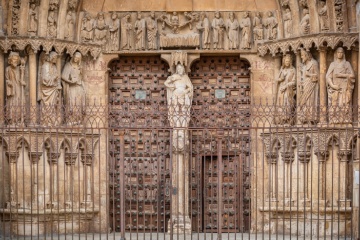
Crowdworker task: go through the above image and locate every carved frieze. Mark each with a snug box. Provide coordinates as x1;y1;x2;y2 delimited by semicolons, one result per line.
11;0;21;35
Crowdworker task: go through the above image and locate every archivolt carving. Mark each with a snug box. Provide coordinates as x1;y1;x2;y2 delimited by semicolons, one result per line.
0;37;102;59
258;33;358;56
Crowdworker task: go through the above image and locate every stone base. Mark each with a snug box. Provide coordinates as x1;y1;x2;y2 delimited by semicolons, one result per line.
167;216;192;235
6;201;20;209
338;199;351;208
80;201;93;209
300;198;311;207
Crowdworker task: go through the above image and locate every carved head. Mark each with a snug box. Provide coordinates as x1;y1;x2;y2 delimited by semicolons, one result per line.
49;51;58;63
268;11;273;17
244;11;249;18
256;12;261;18
300;49;312;63
176;64;185;75
30;3;36;9
229;12;235;20
303;8;309;15
215;11;220;18
111;12;118;19
282;54;293;68
72;52;82;65
8;52;20;68
137;11;142;19
173;12;177;16
97;12;104;19
285;8;290;13
200;12;207;20
335;47;345;60
320;0;326;7
150;11;155;18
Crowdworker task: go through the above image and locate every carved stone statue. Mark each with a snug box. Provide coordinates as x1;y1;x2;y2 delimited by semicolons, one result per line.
28;3;38;36
47;11;57;37
298;49;319;124
108;12;120;51
39;51;61;107
65;10;75;40
61;52;86;124
134;12;146;50
264;11;277;40
94;12;108;44
81;13;94;42
274;54;296;125
253;12;263;41
146;12;158;50
239;11;251;49
283;8;292;38
226;12;239;50
165;64;193;128
121;14;132;50
212;11;225;50
5;52;26;123
197;12;211;49
300;8;310;35
318;0;329;31
326;47;355;124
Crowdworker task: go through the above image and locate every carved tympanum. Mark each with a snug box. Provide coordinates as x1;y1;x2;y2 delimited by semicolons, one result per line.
253;12;263;41
264;11;277;40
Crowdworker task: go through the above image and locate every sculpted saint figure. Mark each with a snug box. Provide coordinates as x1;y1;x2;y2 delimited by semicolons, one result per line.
298;49;319;124
300;8;310;34
121;14;132;50
28;3;38;36
318;1;329;31
61;52;86;124
6;52;26;123
47;11;57;37
226;12;239;50
239;12;251;49
146;12;158;50
81;13;94;42
326;47;355;124
253;12;263;41
108;13;120;51
164;64;193;128
197;12;211;49
134;12;146;50
264;11;278;40
274;54;296;125
283;8;292;38
94;12;108;44
212;11;225;50
65;11;75;40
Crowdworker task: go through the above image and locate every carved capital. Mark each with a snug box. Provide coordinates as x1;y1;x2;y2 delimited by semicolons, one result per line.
298;151;311;163
6;152;19;163
265;152;278;164
30;152;43;163
337;151;351;162
65;152;78;165
47;152;60;164
81;153;94;165
281;152;294;163
315;151;329;162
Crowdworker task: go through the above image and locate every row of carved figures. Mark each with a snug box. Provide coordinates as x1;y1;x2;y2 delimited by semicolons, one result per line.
5;51;86;125
274;47;355;125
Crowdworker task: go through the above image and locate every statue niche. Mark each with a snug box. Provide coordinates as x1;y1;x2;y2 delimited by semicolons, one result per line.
28;3;38;36
326;47;355;124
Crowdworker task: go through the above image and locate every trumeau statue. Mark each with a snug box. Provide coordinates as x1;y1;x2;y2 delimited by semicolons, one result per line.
65;10;75;40
283;8;292;38
38;51;61;107
61;52;86;124
165;64;193;128
240;12;251;49
146;12;158;50
94;12;108;44
5;52;26;123
197;12;211;49
318;0;329;31
300;8;310;35
81;13;94;42
134;12;146;50
212;11;225;50
264;11;277;40
47;11;57;37
121;14;132;50
108;12;120;51
326;47;355;124
253;12;263;41
298;49;319;124
226;12;240;50
274;54;296;125
28;3;38;36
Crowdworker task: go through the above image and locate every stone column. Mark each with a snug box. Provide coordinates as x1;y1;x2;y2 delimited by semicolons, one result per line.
6;153;19;209
0;50;4;125
315;151;329;207
281;152;295;206
265;153;278;202
64;152;77;208
295;51;302;124
319;47;327;123
217;130;224;239
273;56;282;105
338;151;351;207
298;151;311;207
47;153;60;209
28;48;37;125
30;152;42;209
81;153;93;208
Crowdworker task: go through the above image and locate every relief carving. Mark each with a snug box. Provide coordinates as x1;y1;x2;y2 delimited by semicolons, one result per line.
47;11;57;38
239;12;251;49
334;0;344;31
274;54;296;125
197;12;211;49
107;13;120;51
318;0;329;31
326;47;355;124
94;12;108;45
11;0;21;35
5;52;27;124
226;12;240;50
81;13;94;43
283;8;292;38
28;3;39;36
212;11;226;49
264;11;278;40
300;8;310;35
65;10;76;40
298;49;319;124
121;14;132;50
253;12;264;41
146;12;158;50
134;12;146;50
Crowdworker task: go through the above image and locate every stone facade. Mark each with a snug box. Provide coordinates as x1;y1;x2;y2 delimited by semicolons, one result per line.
0;0;359;238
